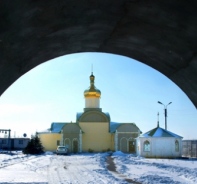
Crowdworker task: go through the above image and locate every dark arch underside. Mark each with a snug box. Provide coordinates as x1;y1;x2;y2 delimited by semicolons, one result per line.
0;0;197;108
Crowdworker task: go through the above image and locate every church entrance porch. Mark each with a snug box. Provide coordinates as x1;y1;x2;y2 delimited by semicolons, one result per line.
119;137;137;153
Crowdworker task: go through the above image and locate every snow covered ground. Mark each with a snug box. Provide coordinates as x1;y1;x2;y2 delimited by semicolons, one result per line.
0;151;196;184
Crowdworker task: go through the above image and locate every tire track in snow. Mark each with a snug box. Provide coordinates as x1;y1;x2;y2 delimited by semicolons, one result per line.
47;154;128;184
0;154;41;169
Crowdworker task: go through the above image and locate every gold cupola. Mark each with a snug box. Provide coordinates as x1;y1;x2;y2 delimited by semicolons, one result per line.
84;72;101;98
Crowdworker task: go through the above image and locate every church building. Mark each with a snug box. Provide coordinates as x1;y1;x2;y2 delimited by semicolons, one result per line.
38;73;141;153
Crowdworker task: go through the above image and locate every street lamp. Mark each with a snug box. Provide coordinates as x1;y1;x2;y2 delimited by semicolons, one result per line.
158;101;172;130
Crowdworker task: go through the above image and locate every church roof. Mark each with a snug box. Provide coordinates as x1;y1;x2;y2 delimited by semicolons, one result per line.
109;122;141;133
110;122;121;133
38;121;141;134
37;122;67;134
37;122;84;134
84;72;101;98
140;127;183;138
76;112;83;121
50;122;67;133
76;112;110;122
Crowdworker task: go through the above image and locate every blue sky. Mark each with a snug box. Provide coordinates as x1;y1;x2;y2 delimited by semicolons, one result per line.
0;53;196;139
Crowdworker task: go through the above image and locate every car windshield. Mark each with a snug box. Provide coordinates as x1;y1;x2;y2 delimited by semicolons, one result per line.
58;146;65;149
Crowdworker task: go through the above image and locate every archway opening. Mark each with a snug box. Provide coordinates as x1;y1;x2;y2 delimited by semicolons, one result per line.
0;52;196;140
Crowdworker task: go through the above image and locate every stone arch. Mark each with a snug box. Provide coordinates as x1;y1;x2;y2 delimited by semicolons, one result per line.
0;1;197;108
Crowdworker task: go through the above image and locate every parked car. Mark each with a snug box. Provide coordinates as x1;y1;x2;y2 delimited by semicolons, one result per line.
56;146;68;155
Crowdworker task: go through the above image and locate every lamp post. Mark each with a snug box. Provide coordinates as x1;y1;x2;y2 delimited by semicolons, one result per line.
158;101;172;130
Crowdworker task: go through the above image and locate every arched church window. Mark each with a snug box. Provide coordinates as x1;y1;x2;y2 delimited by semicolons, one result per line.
175;140;179;152
144;140;150;152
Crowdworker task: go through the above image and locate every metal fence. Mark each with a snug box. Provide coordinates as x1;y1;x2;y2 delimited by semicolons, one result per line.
182;140;197;158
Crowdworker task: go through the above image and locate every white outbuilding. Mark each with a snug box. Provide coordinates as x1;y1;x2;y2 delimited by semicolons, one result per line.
136;119;183;158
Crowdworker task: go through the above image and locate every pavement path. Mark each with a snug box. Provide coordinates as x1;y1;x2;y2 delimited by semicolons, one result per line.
106;156;141;184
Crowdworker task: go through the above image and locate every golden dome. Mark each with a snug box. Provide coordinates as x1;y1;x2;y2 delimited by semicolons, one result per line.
84;73;101;98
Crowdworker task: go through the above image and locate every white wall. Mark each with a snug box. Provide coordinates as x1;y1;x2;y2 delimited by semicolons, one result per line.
14;139;29;149
85;97;100;108
137;137;182;158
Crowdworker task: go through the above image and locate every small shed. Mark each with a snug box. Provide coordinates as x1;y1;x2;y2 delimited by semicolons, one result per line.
136;126;183;158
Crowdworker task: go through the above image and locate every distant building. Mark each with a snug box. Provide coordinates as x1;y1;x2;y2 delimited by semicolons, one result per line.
0;137;30;150
182;140;197;158
136;115;183;158
38;73;141;153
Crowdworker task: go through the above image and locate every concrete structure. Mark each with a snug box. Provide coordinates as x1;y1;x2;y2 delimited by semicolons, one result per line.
136;118;183;158
0;1;197;109
182;140;197;158
38;73;140;153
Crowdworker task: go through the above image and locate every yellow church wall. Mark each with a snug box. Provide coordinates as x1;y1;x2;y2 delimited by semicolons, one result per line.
38;133;60;151
79;122;114;152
